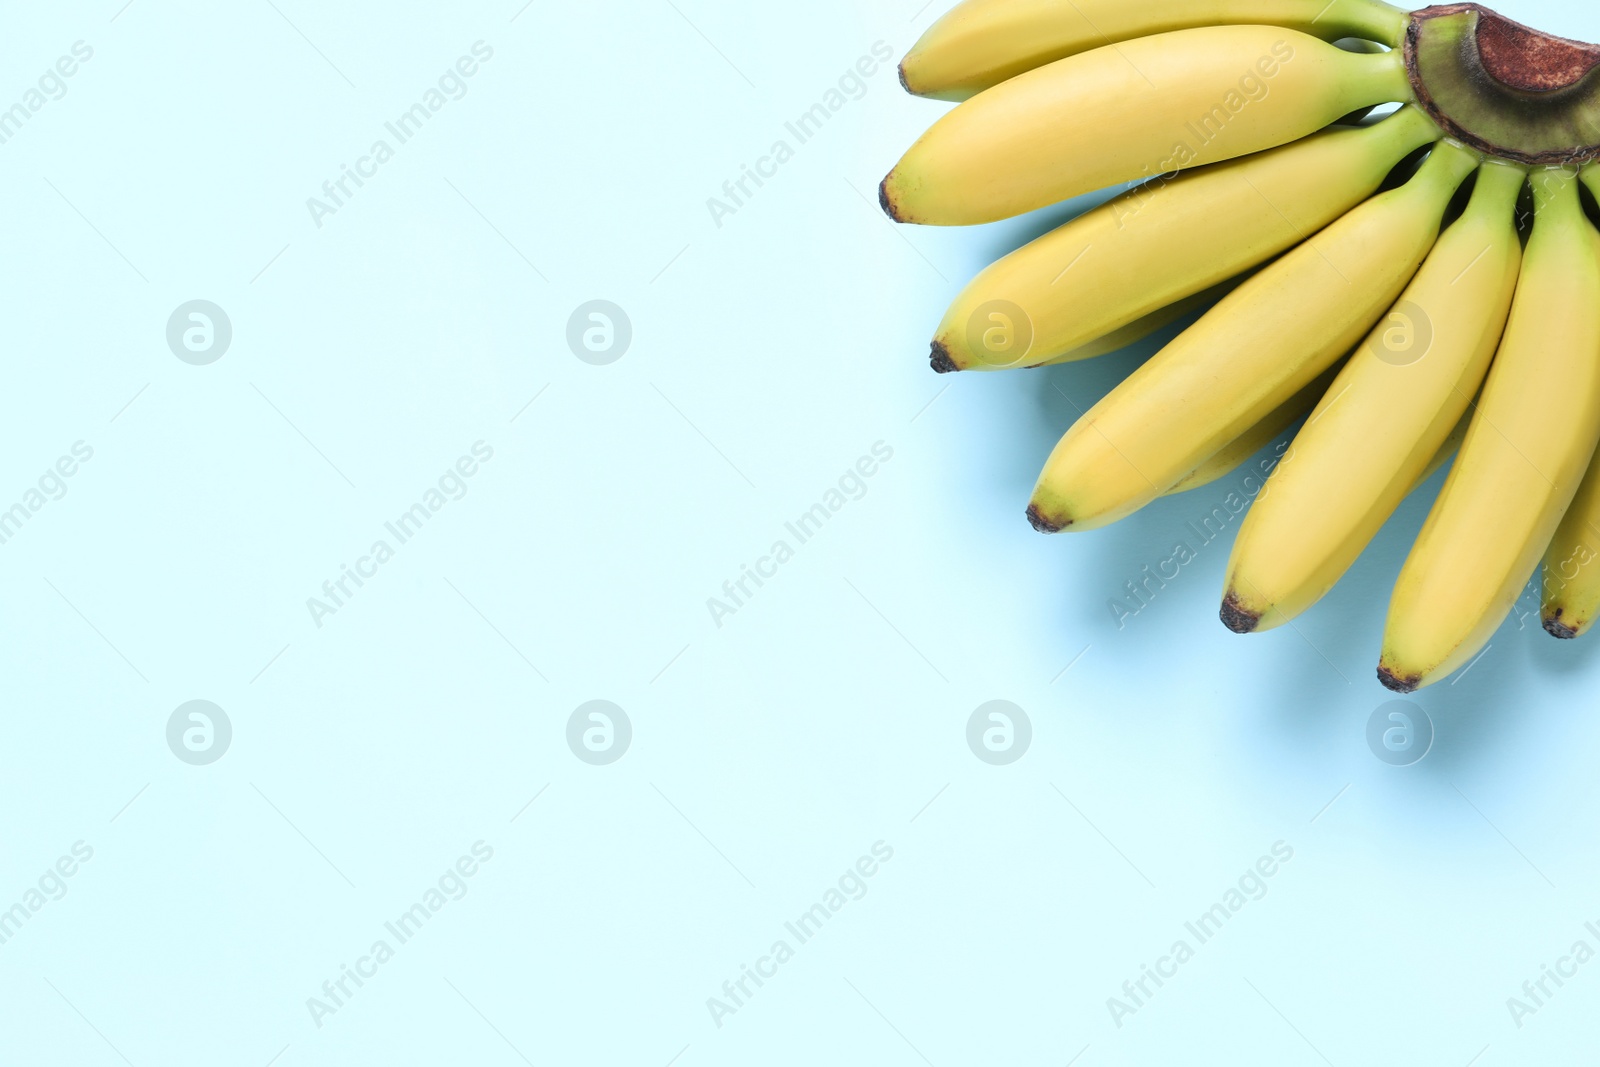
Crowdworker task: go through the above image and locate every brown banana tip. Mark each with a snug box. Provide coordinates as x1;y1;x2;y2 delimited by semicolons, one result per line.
897;60;912;95
1377;664;1421;694
878;175;904;222
1026;503;1066;534
930;339;958;374
1544;610;1580;639
1218;592;1260;635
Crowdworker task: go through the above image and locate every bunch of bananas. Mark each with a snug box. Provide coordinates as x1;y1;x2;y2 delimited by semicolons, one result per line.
883;0;1600;690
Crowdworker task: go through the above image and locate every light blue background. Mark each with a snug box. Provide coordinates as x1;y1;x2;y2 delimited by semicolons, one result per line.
2;1;1598;1064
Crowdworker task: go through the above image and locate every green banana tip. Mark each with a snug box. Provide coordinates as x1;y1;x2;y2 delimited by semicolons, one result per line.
1026;503;1067;534
1218;593;1260;635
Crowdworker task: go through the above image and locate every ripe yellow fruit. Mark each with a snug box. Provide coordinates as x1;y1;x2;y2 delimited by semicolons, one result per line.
900;0;1410;100
880;25;1410;225
1222;160;1525;633
929;108;1438;372
1380;170;1600;692
1029;144;1477;533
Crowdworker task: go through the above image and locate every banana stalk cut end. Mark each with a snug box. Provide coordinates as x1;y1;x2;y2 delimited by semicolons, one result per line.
1218;593;1261;635
1407;4;1600;164
1376;664;1422;693
1025;503;1067;533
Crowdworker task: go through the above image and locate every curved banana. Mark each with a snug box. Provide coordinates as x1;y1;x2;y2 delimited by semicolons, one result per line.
1165;362;1341;495
901;0;1410;101
1542;452;1600;639
1380;169;1600;692
933;108;1438;372
1027;142;1478;533
1221;160;1525;633
1540;165;1600;641
879;25;1412;226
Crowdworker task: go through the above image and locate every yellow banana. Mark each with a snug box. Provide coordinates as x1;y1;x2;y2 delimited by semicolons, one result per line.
1418;408;1473;488
934;107;1439;372
900;0;1410;101
1542;453;1600;639
1028;142;1478;534
1221;160;1525;633
879;25;1412;226
997;286;1217;370
1380;169;1600;692
1172;384;1469;506
1540;165;1600;640
1165;362;1341;495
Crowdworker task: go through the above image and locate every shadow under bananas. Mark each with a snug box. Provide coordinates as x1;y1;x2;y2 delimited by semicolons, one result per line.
1257;459;1600;773
928;183;1140;300
1244;467;1516;765
1013;338;1597;768
1254;468;1589;772
1018;298;1232;625
971;185;1128;266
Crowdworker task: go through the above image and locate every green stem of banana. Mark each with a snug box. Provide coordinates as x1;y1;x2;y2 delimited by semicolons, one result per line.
1389;103;1445;146
1347;0;1414;49
1414;139;1484;193
1467;157;1529;217
1531;166;1583;223
1359;46;1422;111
